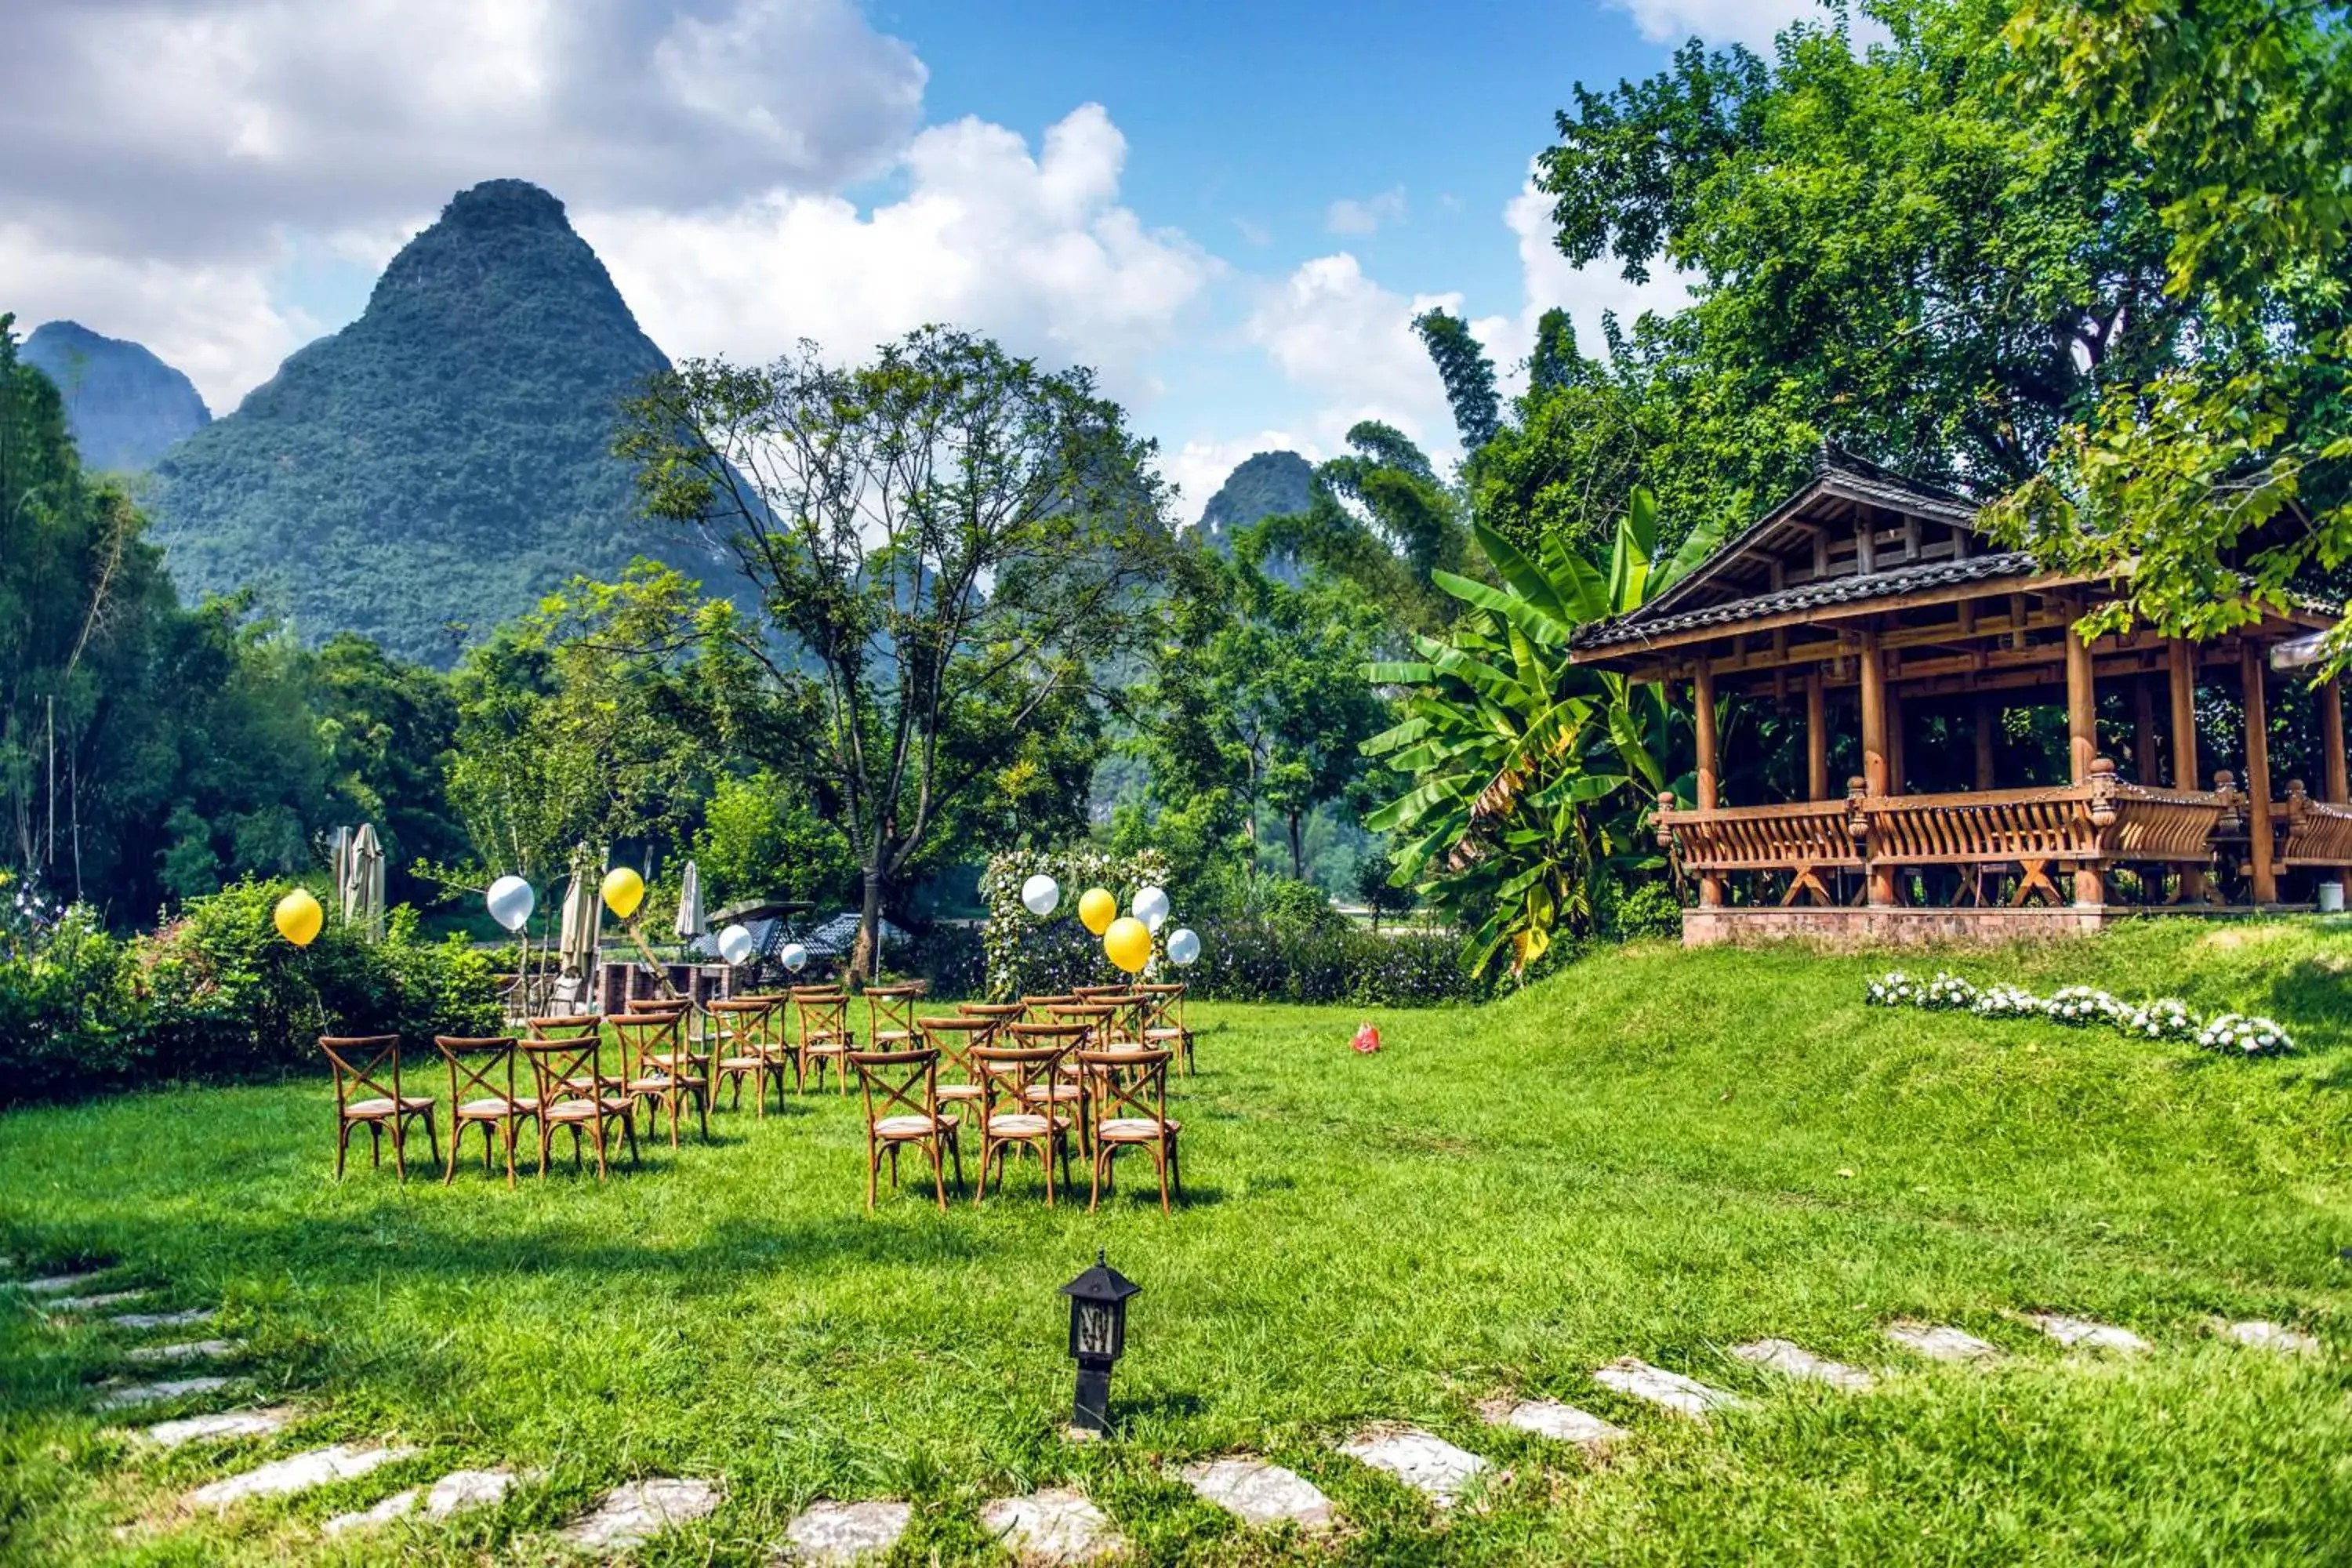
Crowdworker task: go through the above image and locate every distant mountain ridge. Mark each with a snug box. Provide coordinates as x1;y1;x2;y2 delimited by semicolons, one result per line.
1199;449;1312;552
22;320;211;472
145;178;726;666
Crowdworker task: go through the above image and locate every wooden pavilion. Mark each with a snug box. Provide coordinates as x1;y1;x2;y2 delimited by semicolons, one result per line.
1568;450;2352;946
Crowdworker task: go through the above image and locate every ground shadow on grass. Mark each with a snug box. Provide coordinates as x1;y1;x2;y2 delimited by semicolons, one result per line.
2267;960;2352;1045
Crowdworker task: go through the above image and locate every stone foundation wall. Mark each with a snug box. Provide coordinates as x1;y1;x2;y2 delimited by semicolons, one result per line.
1682;906;2118;949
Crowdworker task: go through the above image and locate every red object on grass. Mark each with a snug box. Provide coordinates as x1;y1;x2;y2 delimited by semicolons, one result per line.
1351;1021;1381;1054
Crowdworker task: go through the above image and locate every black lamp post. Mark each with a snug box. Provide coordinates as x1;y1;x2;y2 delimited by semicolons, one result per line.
1059;1248;1141;1435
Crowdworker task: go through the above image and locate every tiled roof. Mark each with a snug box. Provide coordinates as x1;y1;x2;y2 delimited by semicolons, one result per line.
1572;550;2040;652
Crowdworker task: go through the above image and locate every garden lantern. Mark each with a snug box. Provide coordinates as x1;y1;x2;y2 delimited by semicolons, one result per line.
1058;1248;1141;1435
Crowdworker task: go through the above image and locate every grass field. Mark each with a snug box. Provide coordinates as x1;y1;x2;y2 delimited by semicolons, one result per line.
4;920;2350;1565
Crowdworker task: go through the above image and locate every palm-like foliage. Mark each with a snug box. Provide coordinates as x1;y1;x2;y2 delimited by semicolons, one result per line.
1363;490;1721;976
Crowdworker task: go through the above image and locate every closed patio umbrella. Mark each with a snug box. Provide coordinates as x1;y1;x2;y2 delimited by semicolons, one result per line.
345;823;386;942
673;860;706;949
557;850;602;984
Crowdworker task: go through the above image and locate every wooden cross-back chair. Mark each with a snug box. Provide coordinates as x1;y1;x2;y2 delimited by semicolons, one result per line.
1077;1047;1182;1213
792;986;856;1094
518;1034;640;1180
612;1009;709;1147
913;1014;998;1130
1071;985;1130;1001
967;1040;1078;1206
863;980;928;1050
320;1034;439;1181
1020;993;1082;1022
1047;1001;1123;1050
1133;982;1194;1075
958;1001;1025;1024
848;1047;964;1212
434;1035;538;1187
710;996;793;1112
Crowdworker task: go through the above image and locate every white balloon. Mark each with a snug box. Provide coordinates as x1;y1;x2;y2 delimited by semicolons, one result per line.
717;924;756;966
485;874;535;933
1021;873;1061;917
1131;885;1171;933
1166;927;1200;966
779;942;809;973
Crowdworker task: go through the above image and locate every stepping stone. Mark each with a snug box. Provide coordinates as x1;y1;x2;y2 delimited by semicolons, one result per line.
126;1338;242;1364
1885;1322;2000;1363
187;1442;417;1510
48;1290;150;1312
2025;1312;2149;1353
780;1498;913;1563
20;1272;107;1295
1479;1398;1628;1452
2223;1319;2321;1357
978;1489;1120;1563
1592;1357;1744;1419
141;1405;293;1448
1730;1338;1876;1392
560;1478;722;1553
323;1467;523;1535
1336;1428;1488;1508
94;1376;235;1411
1179;1457;1335;1530
112;1307;215;1330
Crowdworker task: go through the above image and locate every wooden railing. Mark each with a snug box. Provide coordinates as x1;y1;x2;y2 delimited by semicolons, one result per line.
1655;757;2227;908
2281;780;2352;867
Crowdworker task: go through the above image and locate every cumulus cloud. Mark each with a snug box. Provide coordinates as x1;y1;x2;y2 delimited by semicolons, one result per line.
1325;187;1408;236
0;0;925;258
1607;0;1889;50
579;104;1214;410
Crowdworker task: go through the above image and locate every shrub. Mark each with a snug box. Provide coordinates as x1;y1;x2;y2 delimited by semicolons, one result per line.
0;878;147;1102
1602;879;1682;942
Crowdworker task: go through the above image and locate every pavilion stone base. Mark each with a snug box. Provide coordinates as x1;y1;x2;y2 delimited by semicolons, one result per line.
1682;904;2121;949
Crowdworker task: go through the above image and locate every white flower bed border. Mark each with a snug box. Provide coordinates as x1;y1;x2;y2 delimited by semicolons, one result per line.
1865;971;2295;1056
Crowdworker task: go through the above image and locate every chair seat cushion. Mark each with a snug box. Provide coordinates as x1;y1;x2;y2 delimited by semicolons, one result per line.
630;1074;706;1093
875;1113;956;1138
1144;1028;1185;1040
718;1055;767;1071
458;1096;535;1117
346;1095;433;1117
871;1029;913;1044
938;1083;985;1100
1021;1084;1081;1103
1099;1116;1179;1140
545;1097;605;1120
984;1112;1062;1137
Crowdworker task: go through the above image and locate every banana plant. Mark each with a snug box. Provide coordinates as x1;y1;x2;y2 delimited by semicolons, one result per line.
1362;489;1722;977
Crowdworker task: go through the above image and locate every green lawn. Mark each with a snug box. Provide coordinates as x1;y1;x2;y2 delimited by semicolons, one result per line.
4;920;2350;1565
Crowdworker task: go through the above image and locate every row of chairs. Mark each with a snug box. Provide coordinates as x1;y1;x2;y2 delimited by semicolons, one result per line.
316;982;1194;1209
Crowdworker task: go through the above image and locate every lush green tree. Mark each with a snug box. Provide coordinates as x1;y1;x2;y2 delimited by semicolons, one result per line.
690;769;859;909
1240;421;1475;632
1363;492;1719;976
1984;0;2352;653
619;328;1171;976
307;633;464;902
1413;307;1501;453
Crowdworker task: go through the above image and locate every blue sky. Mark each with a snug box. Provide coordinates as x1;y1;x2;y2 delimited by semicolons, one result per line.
2;0;1838;516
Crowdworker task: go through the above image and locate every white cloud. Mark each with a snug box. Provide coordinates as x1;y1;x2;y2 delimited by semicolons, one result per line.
579;104;1215;410
1607;0;1890;51
1325;187;1408;236
1492;173;1693;395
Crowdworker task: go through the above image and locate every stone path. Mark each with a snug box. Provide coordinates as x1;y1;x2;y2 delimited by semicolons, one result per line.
781;1498;913;1563
111;1308;215;1331
978;1489;1120;1563
187;1443;417;1510
49;1290;150;1312
1179;1457;1334;1530
20;1272;107;1295
2024;1312;2149;1353
2223;1319;2321;1357
94;1376;235;1412
126;1338;242;1365
559;1478;722;1553
323;1467;523;1536
141;1406;293;1448
1479;1398;1628;1452
1731;1339;1876;1392
1592;1357;1744;1419
1884;1322;2001;1363
1337;1427;1488;1508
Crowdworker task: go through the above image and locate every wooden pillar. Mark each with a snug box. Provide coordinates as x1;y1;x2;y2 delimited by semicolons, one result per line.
1886;688;1907;794
2241;641;2277;906
1806;670;1828;802
2323;677;2348;805
2168;638;2205;899
1860;628;1895;906
1973;696;1997;790
2066;621;2103;905
1693;662;1722;909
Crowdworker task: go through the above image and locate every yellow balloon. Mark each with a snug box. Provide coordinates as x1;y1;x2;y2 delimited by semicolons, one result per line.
273;888;323;948
601;866;645;920
1078;886;1117;935
1104;915;1152;975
